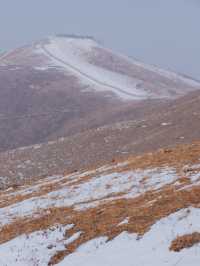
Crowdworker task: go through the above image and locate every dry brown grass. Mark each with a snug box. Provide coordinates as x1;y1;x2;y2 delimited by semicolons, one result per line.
121;142;200;172
170;232;200;252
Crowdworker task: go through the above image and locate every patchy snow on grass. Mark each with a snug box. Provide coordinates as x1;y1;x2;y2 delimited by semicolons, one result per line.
0;167;179;226
0;154;200;265
0;159;199;227
0;224;80;266
57;207;200;266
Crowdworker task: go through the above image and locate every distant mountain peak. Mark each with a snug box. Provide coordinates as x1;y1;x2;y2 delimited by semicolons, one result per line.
1;36;200;101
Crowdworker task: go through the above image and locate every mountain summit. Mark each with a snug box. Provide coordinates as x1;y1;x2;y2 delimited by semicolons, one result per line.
1;35;200;100
0;35;199;152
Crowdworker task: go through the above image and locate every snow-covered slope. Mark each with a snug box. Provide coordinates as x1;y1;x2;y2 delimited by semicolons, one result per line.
1;35;199;101
59;208;200;266
1;143;200;265
34;36;200;100
37;37;143;100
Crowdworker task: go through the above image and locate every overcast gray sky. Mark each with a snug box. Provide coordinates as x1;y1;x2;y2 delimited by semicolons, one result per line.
0;0;200;79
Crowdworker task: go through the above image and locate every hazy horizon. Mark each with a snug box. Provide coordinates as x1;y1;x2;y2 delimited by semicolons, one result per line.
0;0;200;79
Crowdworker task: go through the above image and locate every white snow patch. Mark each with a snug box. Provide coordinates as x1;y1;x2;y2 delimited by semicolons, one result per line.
34;66;50;71
57;207;200;266
0;224;81;266
118;217;129;226
161;122;172;126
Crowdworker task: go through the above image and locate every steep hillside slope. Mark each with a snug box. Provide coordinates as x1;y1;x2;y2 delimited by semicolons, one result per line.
0;35;199;152
1;90;200;189
0;64;122;152
0;142;200;265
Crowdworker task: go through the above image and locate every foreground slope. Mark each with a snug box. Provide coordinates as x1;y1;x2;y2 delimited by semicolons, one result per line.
0;142;200;265
0;35;199;152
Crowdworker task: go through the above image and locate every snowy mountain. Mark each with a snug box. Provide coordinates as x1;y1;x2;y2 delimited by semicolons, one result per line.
1;35;200;101
1;35;200;266
0;35;199;153
0;142;200;265
36;36;200;100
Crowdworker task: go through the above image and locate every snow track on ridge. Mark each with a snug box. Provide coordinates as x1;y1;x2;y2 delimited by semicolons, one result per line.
40;43;144;100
